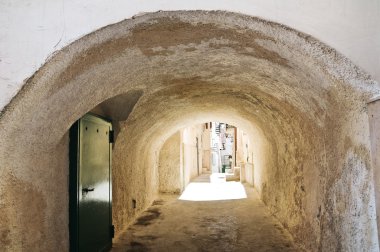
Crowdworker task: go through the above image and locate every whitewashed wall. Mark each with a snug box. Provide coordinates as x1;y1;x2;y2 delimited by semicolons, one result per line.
1;0;379;110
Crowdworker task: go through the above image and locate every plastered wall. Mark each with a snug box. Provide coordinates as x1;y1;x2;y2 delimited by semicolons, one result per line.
201;125;211;172
182;125;204;187
158;132;182;194
159;125;205;194
236;129;254;185
1;0;379;110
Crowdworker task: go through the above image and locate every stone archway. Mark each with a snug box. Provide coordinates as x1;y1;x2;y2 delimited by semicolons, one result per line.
0;11;378;251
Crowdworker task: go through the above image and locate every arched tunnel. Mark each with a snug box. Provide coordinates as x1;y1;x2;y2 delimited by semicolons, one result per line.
0;11;379;251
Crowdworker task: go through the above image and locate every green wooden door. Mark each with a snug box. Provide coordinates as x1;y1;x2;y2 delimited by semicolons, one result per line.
70;114;113;252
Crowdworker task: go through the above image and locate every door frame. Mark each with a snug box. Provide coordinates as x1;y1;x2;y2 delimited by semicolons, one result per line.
69;113;113;251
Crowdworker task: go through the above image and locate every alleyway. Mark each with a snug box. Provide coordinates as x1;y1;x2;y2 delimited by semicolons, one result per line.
2;9;379;251
112;175;298;252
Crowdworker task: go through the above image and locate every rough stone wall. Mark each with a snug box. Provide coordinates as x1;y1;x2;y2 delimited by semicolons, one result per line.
317;94;379;251
0;135;69;251
112;121;160;236
251;85;379;251
0;11;379;251
158;132;182;194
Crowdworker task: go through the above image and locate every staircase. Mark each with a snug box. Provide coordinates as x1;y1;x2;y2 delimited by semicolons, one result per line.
215;123;221;134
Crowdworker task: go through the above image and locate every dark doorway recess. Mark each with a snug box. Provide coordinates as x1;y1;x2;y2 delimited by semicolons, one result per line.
69;113;114;252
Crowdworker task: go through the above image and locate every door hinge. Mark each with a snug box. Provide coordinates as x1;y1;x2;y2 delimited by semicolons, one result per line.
109;130;114;143
110;225;115;238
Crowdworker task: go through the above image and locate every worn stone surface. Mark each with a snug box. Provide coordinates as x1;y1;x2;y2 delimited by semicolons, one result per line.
0;10;379;251
112;182;298;252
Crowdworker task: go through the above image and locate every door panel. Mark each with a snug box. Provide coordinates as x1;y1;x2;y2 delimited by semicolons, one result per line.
70;114;113;252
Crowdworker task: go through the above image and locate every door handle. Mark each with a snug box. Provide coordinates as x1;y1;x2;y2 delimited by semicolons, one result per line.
82;187;95;193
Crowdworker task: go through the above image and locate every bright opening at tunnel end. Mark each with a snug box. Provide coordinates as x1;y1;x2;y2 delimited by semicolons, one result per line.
179;174;247;201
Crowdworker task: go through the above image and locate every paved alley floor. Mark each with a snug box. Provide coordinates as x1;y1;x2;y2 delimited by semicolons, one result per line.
112;175;298;252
